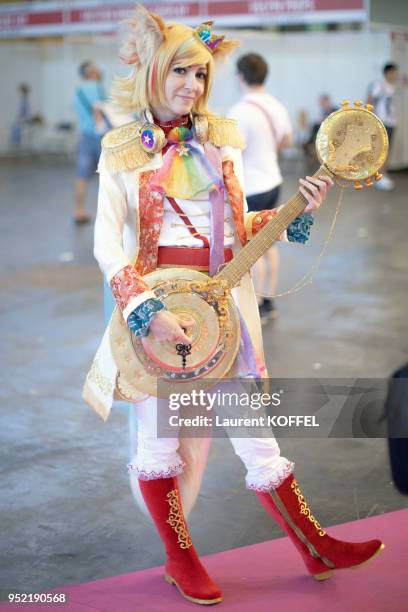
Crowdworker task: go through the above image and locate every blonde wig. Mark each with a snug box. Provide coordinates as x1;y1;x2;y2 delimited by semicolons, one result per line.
112;5;239;117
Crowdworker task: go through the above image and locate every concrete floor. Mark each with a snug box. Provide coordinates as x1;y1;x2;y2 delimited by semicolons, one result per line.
1;156;408;600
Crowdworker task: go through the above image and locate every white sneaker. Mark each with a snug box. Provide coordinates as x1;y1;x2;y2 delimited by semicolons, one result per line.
374;174;395;191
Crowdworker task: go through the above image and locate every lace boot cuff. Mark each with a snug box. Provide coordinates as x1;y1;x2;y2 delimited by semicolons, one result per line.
246;460;295;492
127;460;185;480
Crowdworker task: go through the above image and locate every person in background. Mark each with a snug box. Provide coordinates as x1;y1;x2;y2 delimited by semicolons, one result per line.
367;62;399;192
9;83;42;149
73;61;108;224
228;53;299;323
318;93;337;120
303;94;338;162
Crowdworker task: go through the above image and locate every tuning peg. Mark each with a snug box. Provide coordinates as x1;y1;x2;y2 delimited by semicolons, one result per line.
354;100;363;108
374;172;383;181
354;180;363;190
365;103;374;112
365;178;373;187
341;100;350;108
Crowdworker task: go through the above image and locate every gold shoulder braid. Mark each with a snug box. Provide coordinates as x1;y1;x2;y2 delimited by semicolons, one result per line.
207;113;246;149
102;113;245;174
101;120;153;174
166;490;193;549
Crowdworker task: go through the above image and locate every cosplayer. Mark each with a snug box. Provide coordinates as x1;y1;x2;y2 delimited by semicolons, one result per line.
83;5;384;605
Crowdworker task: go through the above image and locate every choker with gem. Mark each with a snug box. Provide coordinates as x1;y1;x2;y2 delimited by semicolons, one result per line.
139;110;207;154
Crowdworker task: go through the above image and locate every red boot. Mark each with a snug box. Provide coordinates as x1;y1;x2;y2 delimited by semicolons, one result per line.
256;473;384;581
139;477;222;604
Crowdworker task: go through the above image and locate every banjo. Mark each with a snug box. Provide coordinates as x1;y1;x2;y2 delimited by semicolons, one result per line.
111;101;388;399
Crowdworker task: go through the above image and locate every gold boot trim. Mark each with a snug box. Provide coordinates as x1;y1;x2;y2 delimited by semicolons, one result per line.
290;479;326;536
166;489;193;549
350;542;385;571
313;570;334;581
313;543;385;581
268;490;335;570
164;574;223;605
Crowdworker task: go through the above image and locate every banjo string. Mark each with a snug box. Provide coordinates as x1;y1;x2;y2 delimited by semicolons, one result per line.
261;186;345;299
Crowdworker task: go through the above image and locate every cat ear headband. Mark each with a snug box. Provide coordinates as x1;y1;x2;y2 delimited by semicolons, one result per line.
119;4;239;67
119;5;239;154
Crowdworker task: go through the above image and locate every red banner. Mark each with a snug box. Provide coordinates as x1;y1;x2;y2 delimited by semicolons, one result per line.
0;0;367;37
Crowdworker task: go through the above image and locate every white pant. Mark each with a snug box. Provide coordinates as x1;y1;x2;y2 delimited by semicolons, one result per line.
128;396;294;491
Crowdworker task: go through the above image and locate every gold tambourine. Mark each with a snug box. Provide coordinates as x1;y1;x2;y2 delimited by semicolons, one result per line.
316;100;389;189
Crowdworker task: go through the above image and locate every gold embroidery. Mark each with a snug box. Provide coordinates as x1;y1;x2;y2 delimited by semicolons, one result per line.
222;160;246;246
166;490;193;549
291;480;326;536
87;359;113;396
115;372;147;403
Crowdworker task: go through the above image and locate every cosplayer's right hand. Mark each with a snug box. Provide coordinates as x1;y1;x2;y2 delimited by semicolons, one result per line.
150;311;194;344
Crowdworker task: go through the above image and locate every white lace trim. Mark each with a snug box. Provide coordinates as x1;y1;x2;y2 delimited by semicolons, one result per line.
127;461;185;480
246;460;295;492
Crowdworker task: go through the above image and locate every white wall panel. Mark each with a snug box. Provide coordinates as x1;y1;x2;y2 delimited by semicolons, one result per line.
0;29;397;165
212;30;391;125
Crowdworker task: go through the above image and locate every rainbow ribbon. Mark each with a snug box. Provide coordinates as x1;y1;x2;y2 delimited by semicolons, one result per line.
150;126;226;276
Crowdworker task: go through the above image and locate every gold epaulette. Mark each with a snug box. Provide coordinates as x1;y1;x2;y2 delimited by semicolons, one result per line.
102;114;245;174
207;114;246;150
101;121;152;174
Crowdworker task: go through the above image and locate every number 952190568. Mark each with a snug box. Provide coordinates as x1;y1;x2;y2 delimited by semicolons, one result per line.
8;593;67;604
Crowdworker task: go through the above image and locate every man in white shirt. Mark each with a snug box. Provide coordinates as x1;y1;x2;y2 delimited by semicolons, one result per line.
367;62;398;191
228;53;293;322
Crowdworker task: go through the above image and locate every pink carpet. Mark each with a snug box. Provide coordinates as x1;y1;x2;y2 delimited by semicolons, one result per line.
3;509;408;611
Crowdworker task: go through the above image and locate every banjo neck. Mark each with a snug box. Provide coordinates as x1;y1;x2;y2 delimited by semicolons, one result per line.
216;165;333;288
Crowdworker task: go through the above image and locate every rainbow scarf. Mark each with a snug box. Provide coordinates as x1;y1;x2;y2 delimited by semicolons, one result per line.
150;126;224;199
150;125;226;276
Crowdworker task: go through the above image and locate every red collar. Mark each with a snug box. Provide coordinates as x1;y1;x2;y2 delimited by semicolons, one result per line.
152;114;191;137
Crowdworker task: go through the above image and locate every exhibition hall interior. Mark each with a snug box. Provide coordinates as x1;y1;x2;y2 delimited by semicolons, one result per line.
1;0;408;610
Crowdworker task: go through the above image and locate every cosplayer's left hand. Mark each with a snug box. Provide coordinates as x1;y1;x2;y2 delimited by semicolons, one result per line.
299;175;334;214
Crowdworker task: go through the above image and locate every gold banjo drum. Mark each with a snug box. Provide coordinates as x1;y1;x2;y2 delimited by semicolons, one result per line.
111;101;389;399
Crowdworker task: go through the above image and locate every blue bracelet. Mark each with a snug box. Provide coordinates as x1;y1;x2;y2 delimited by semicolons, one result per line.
287;213;315;244
127;298;166;337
